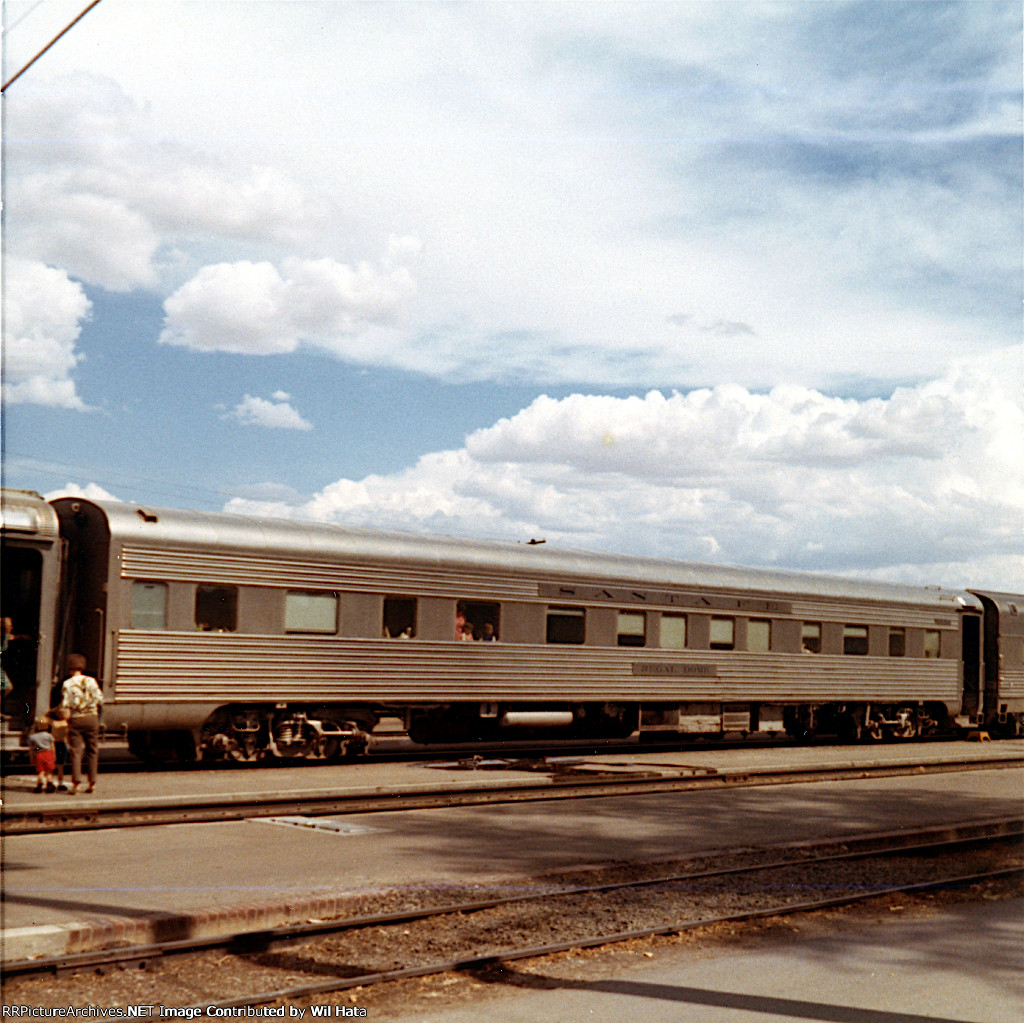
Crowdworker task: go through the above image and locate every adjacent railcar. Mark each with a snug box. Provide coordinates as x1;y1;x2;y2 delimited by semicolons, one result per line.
4;491;1017;762
971;590;1024;732
1;490;61;730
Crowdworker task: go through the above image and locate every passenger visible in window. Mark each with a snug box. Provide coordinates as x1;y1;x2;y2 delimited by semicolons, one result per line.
801;623;821;654
383;597;417;639
195;585;237;632
457;602;501;643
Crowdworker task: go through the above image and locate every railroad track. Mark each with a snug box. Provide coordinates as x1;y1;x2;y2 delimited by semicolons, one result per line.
3;751;1022;834
5;818;1021;1009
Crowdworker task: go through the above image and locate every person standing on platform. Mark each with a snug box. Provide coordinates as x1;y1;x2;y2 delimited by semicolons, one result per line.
27;716;56;792
61;654;103;794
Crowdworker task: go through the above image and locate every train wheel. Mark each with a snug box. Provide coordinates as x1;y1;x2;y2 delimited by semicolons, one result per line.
341;736;369;759
319;735;343;760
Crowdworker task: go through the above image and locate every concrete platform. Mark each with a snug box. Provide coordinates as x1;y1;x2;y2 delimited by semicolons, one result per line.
2;738;1021;812
1;750;1021;963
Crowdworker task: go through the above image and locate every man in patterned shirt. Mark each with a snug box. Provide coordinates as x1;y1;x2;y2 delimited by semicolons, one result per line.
61;654;103;794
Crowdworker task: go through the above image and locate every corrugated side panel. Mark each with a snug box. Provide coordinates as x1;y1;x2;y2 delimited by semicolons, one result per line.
999;665;1024;699
0;490;60;542
121;545;959;627
120;546;538;600
113;632;961;704
787;598;956;629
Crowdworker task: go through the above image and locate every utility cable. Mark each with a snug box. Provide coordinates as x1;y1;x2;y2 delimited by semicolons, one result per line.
2;0;103;93
2;1;48;38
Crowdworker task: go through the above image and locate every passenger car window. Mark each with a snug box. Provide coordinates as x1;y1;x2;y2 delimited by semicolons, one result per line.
923;629;941;658
747;618;771;653
660;614;687;650
801;622;821;653
843;625;868;655
547;606;585;644
709;616;735;650
195;585;237;632
285;591;338;634
457;601;501;641
383;597;417;639
131;581;167;630
617;611;646;647
888;628;906;657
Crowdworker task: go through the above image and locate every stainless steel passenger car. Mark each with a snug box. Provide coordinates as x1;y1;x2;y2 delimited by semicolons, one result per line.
3;489;1021;760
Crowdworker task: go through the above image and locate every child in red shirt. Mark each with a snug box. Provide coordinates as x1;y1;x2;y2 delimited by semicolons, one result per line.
27;716;56;793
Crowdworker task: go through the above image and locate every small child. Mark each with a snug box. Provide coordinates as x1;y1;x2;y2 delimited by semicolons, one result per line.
49;706;70;791
27;716;56;793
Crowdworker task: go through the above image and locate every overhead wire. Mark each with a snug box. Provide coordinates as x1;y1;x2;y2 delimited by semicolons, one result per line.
1;1;304;517
2;0;48;37
2;0;104;92
4;453;242;511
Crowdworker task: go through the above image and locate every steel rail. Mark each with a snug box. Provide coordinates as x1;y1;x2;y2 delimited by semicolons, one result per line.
6;819;1021;981
191;864;1024;1011
3;753;1022;835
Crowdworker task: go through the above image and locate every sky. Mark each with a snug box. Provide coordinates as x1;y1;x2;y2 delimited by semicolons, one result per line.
2;0;1022;592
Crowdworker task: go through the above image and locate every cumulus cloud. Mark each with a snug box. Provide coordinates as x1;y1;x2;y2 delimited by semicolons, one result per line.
4;73;306;293
465;382;953;473
5;4;1018;391
159;256;417;356
5;6;1020;390
224;349;1024;591
12;189;161;293
225;393;313;431
2;258;91;409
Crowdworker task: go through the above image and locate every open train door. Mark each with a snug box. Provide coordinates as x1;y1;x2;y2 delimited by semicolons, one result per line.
1;490;62;731
959;603;983;720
